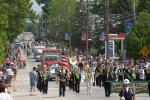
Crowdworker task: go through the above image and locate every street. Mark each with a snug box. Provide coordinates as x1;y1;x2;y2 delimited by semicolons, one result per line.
9;54;149;100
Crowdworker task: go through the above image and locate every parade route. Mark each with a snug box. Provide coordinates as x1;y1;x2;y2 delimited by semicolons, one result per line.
9;55;150;100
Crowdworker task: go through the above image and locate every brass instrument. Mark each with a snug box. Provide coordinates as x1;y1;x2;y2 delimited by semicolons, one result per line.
69;56;77;66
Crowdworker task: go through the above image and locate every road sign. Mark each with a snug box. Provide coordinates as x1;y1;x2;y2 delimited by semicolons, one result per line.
108;33;126;40
140;46;149;57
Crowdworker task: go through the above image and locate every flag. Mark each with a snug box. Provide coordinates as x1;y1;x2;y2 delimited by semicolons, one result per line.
99;28;106;41
125;20;133;34
64;32;70;40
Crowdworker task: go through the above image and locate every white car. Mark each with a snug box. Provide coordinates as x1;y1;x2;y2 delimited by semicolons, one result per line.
48;64;60;80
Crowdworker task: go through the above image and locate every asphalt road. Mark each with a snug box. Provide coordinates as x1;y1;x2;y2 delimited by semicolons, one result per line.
10;54;150;100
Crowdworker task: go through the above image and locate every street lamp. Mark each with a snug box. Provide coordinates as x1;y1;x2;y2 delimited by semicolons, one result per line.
86;0;90;60
67;0;72;55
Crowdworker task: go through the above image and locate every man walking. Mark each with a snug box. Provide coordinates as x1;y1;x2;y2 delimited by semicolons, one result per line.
59;67;66;97
42;69;49;94
75;68;81;93
29;67;37;95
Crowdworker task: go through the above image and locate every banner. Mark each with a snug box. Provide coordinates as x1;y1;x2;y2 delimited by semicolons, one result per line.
81;32;87;41
125;20;133;34
64;32;70;40
110;81;149;93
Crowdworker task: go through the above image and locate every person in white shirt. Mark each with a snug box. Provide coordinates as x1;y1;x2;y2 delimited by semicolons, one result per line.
6;66;14;85
0;83;13;100
0;67;4;80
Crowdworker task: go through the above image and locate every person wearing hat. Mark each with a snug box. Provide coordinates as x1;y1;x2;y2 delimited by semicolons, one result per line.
0;82;13;100
119;79;135;100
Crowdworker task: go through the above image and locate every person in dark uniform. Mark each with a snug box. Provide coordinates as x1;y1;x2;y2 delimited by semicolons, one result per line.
102;67;113;97
119;79;135;100
42;69;49;94
59;67;67;97
146;65;150;96
37;68;43;93
75;68;81;93
95;64;103;87
69;70;75;90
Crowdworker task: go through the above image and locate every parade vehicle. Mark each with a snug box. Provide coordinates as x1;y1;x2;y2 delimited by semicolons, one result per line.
42;48;61;55
33;46;45;59
41;54;60;67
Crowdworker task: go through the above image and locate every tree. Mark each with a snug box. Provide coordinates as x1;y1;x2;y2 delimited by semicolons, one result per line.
125;12;150;59
0;0;32;62
5;0;31;41
70;0;87;48
137;0;150;13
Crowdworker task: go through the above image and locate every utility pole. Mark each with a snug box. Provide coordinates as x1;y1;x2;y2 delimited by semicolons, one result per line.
104;0;110;59
132;0;136;21
68;0;71;54
86;0;89;60
58;15;61;43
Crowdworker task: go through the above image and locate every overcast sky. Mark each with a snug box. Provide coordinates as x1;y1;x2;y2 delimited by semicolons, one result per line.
31;0;42;14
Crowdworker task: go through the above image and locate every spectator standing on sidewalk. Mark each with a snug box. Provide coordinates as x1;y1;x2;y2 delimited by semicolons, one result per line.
0;82;13;100
0;67;4;81
6;66;14;85
29;67;37;95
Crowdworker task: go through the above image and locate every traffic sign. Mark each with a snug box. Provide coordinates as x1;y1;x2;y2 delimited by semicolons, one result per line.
140;46;149;57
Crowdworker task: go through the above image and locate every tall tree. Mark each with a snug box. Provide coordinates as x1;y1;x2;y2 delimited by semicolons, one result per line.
0;0;32;62
125;12;150;59
137;0;150;13
5;0;31;41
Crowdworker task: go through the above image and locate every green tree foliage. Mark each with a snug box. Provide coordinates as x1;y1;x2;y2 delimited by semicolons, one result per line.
125;12;150;59
0;0;31;62
5;0;31;41
36;0;76;42
70;0;87;48
137;0;150;13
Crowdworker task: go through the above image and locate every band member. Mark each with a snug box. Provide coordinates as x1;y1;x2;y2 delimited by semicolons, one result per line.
42;69;49;94
85;67;92;95
95;64;103;87
75;68;81;93
36;66;43;93
69;70;75;90
102;67;113;97
146;65;150;96
59;67;67;97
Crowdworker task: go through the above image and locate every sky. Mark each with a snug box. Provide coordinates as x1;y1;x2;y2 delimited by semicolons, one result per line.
30;0;42;15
